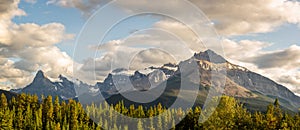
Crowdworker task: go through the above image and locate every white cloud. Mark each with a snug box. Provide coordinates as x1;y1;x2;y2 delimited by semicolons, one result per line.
129;48;177;70
78;24;198;83
0;59;33;88
0;0;26;45
49;0;300;35
1;23;73;49
46;0;110;16
0;0;75;89
222;39;272;62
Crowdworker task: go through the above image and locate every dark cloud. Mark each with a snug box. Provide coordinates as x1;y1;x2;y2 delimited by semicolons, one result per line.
247;45;300;69
0;0;14;13
278;74;300;93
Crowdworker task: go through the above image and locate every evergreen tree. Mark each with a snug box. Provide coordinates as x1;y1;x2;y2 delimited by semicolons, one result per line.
42;96;54;129
69;100;78;130
0;93;8;108
15;107;23;129
24;104;33;129
54;96;61;123
0;93;299;129
266;104;277;129
274;98;283;129
0;106;12;129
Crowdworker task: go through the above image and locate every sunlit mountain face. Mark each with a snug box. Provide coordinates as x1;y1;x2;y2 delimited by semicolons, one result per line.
7;50;298;114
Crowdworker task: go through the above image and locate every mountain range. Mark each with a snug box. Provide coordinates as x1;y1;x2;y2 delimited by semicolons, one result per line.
4;50;300;113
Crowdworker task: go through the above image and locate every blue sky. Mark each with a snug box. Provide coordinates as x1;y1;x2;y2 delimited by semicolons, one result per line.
16;0;83;32
234;23;300;51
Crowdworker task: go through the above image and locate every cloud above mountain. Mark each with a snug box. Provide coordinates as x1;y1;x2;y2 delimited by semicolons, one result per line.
76;15;300;92
0;0;74;89
248;45;300;69
77;27;192;82
223;39;300;93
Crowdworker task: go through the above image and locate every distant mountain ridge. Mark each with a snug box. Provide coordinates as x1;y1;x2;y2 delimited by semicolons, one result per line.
21;70;77;99
8;50;300;112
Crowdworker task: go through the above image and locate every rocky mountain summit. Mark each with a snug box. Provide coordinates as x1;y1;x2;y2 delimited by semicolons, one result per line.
10;50;300;112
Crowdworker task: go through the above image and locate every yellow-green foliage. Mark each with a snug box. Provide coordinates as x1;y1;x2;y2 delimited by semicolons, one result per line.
0;93;300;130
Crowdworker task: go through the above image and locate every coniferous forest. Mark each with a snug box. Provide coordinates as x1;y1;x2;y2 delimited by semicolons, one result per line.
1;93;300;130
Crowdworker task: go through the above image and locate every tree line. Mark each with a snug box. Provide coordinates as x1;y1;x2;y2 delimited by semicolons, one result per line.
0;93;300;129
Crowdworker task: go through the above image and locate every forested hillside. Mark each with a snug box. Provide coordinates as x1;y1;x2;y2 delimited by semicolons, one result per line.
0;93;300;129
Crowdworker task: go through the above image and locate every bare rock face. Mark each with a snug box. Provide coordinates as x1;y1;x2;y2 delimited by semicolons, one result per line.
194;49;227;63
194;50;300;108
21;71;77;99
226;69;300;106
